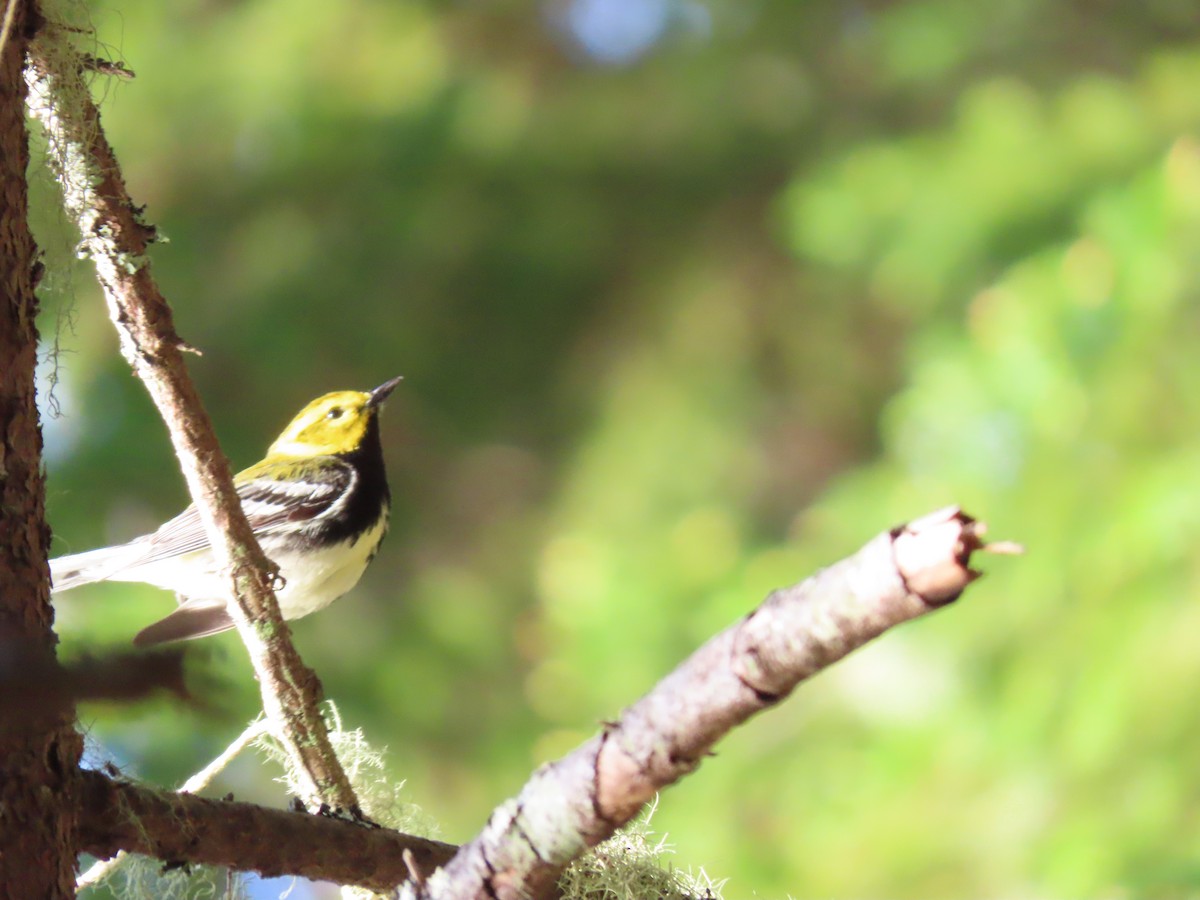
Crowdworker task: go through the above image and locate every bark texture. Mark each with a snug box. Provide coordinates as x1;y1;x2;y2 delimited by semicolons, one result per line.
0;3;84;896
77;771;459;892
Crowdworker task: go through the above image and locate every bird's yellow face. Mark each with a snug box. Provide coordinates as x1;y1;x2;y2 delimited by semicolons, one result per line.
268;391;376;457
267;376;402;457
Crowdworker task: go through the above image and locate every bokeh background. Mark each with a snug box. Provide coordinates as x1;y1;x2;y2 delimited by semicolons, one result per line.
34;0;1200;897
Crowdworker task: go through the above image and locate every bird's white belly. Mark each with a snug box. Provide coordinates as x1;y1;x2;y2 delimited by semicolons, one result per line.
270;518;390;619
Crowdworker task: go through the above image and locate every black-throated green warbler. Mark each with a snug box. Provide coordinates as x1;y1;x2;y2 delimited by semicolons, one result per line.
50;377;402;646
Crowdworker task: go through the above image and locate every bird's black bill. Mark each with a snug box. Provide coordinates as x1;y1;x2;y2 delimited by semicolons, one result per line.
367;376;403;408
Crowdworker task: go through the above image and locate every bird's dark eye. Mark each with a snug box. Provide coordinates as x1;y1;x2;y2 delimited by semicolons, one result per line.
326;407;344;420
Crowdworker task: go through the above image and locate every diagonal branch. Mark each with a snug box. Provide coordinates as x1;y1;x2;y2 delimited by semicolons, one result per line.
413;507;1008;900
23;20;355;810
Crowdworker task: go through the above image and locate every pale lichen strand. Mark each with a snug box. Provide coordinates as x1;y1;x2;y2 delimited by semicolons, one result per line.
24;39;104;255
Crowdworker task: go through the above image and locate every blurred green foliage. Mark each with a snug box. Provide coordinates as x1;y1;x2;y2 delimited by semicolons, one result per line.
34;0;1200;896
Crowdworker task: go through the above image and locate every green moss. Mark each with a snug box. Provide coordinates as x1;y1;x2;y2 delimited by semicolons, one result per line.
559;804;725;900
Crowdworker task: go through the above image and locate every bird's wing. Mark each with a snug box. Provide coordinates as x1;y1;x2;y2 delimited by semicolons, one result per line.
130;457;356;566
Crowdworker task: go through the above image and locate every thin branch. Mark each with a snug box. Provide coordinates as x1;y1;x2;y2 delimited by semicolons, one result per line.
182;719;272;793
412;507;1006;900
77;769;458;892
76;718;270;891
24;24;356;810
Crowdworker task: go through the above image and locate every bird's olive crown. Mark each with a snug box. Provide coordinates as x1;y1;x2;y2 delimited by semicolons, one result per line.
267;390;377;457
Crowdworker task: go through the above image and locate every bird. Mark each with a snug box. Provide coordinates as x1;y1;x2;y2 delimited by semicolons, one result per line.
50;377;402;647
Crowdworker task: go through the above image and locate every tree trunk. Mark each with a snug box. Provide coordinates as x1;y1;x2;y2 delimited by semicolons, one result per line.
0;4;84;896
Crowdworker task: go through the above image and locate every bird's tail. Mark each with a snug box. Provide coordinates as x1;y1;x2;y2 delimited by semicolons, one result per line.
49;544;141;593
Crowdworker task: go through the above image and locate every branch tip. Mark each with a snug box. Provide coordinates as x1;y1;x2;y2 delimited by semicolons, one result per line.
893;508;979;606
891;508;1019;607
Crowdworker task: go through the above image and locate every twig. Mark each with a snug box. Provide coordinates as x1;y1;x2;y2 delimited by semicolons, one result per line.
76;769;458;892
409;507;1007;900
78;53;135;78
0;0;19;63
24;25;356;810
76;718;270;890
181;718;272;793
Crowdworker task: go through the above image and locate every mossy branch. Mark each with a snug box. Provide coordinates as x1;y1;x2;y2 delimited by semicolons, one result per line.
23;21;356;811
